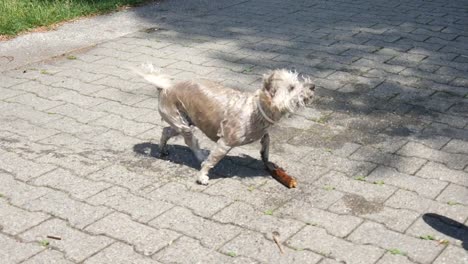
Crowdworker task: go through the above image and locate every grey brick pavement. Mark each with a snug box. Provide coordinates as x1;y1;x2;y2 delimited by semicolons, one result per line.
1;0;468;263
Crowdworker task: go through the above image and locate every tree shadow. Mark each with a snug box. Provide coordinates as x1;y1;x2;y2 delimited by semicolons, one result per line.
422;213;468;250
133;142;269;179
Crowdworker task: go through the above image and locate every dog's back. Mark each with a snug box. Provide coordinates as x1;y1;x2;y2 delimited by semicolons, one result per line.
159;80;246;141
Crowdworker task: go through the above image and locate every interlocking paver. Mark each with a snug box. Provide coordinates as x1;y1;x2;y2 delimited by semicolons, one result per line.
22;190;112;229
222;231;323;264
433;245;468;264
32;168;111;200
149;206;242;248
85;212;180;256
329;195;420;233
0;234;43;263
83;242;158;264
2;0;468;262
22;249;74;264
367;166;448;199
0;198;50;235
287;225;385;264
88;186;173;223
20;218;114;262
348;222;444;263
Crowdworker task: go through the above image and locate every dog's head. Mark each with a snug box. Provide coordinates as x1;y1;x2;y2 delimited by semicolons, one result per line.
262;69;315;113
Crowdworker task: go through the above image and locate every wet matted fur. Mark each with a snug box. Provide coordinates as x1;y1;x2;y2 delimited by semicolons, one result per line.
135;65;315;185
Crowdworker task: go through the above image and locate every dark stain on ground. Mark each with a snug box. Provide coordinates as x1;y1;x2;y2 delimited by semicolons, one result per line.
343;194;383;215
0;137;20;144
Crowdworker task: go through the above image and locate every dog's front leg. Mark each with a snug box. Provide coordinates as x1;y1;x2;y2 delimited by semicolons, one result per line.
197;138;231;185
260;133;270;164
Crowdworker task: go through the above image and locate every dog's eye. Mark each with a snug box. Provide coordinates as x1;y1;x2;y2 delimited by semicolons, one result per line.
289;85;295;91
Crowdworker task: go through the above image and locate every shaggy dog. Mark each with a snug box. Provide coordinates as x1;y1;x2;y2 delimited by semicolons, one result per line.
135;65;315;185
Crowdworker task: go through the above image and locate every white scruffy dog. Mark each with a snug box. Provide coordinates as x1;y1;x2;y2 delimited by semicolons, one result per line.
135;65;315;185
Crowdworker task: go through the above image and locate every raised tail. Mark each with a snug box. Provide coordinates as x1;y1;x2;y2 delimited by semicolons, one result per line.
131;63;172;90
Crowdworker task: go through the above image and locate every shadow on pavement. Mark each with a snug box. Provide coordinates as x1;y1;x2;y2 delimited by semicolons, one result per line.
422;213;468;250
133;142;269;179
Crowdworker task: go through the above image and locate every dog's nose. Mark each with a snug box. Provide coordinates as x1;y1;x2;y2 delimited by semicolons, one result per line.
309;84;315;91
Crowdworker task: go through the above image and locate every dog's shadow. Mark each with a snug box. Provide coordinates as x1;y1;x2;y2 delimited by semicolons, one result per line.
133;142;269;179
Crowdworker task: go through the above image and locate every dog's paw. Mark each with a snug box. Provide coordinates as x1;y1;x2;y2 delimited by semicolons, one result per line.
196;174;210;185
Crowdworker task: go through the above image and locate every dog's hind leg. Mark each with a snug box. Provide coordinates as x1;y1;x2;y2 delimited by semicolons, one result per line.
197;138;231;185
260;133;270;164
182;130;207;162
160;126;179;157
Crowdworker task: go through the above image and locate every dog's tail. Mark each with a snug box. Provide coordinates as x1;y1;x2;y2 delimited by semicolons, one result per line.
131;63;172;90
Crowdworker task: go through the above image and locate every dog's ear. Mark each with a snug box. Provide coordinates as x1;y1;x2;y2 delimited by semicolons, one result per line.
262;72;276;96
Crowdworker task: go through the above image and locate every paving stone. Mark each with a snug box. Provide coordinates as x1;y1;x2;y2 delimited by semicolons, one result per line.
442;139;468;155
0;152;56;181
44;116;108;139
47;103;107;123
0;172;50;206
0;117;59;141
150;206;241;248
32;168;111;200
6;93;64;111
87;164;155;191
436;183;468;206
155;236;241;264
276;197;362;237
398;142;468;169
367;166;448;199
0;75;28;88
386;189;468;223
328;195;420;233
315;171;397;202
0;198;50;235
306;151;377;177
51;91;108;108
22;190;111;229
93;76;148;92
92;88;150;105
0;100;58;123
92;101;153;120
84;242;158;264
423;122;468;142
10;80;68;97
0;86;26;99
50;78;108;95
222;231;322;264
416;161;468;187
405;215;468;247
433;245;468;264
85;212;180;256
213;201;305;239
287;225;384;264
90;114;153;136
149;182;232;217
20;218;113;262
376;252;415;264
0;233;43;263
88;186;173;222
202;178;289;212
89;129;143;151
350;146;427;174
22;249;74;264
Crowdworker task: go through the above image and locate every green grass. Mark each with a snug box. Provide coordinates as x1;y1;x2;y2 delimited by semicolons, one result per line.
0;0;152;36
